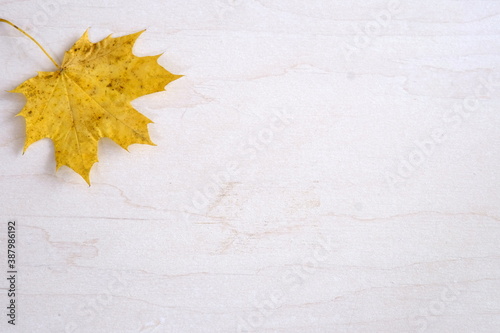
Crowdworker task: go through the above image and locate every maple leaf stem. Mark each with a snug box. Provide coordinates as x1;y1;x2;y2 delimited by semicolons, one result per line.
0;18;61;69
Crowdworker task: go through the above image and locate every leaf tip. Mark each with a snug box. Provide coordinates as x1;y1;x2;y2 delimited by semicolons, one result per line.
22;142;31;155
80;28;91;42
82;173;91;186
128;29;146;42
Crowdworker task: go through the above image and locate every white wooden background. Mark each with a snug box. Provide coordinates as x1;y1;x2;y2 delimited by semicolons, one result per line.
0;1;499;332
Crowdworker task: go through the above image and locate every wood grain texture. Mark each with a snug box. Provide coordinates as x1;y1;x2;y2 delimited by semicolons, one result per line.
0;1;499;332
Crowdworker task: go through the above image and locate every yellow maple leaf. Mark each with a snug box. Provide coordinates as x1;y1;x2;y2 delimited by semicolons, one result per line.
1;19;181;184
